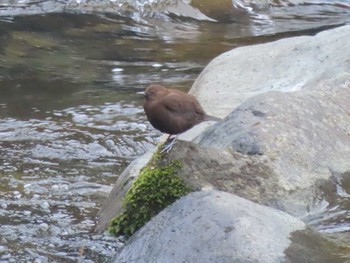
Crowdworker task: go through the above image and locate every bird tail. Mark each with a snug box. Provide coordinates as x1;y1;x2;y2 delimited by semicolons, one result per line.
204;115;221;122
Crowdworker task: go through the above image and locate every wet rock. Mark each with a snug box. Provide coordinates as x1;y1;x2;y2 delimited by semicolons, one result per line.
191;0;235;22
112;190;340;263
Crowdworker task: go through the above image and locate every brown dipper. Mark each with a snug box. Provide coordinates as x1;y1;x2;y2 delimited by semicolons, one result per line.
143;84;220;135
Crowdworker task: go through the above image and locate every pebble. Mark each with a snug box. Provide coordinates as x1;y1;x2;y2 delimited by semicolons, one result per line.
39;223;49;232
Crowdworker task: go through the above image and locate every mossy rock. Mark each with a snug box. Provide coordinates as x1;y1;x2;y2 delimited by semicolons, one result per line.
109;150;192;236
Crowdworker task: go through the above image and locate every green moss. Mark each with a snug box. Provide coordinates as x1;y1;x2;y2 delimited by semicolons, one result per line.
108;152;191;236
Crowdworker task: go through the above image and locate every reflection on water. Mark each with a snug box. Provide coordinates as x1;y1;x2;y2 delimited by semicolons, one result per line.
0;0;349;261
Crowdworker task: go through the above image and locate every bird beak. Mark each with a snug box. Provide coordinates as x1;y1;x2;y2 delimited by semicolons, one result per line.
136;91;145;96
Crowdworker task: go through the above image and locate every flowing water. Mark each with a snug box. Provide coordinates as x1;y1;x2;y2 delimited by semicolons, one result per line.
0;0;349;262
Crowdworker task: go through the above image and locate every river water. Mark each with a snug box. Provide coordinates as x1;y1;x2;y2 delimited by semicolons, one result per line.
0;0;349;262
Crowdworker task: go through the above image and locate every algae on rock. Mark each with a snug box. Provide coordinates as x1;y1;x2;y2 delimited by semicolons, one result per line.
109;151;192;236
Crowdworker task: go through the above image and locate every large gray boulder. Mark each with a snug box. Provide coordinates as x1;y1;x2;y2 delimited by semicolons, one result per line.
175;25;350;216
198;82;350;189
190;25;350;118
112;190;340;263
167;80;350;216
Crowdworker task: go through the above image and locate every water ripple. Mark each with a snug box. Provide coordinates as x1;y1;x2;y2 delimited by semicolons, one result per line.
0;100;157;261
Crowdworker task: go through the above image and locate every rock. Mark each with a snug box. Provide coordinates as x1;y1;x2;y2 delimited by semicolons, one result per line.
167;25;350;216
102;25;350;261
168;141;292;210
112;190;340;263
170;80;350;215
198;82;350;185
190;25;350;118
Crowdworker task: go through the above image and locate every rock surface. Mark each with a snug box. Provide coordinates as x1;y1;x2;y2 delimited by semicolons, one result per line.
198;82;350;187
168;26;350;217
112;190;342;263
167;81;350;216
190;25;350;118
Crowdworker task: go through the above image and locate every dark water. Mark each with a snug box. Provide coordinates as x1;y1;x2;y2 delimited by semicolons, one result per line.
0;0;349;262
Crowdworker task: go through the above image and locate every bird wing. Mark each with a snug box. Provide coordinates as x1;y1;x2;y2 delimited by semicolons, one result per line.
162;93;204;121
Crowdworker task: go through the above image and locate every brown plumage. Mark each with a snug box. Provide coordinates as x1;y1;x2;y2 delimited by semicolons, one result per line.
143;84;220;135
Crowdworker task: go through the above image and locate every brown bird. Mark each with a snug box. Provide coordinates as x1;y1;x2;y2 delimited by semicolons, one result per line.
143;84;220;135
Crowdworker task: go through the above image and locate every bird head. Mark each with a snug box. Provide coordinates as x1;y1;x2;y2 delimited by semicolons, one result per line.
144;85;168;101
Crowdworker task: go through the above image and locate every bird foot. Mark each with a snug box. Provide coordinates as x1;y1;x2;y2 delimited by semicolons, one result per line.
160;136;177;154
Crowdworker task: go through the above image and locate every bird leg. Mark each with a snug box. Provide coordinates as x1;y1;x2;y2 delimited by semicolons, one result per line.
160;135;177;153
